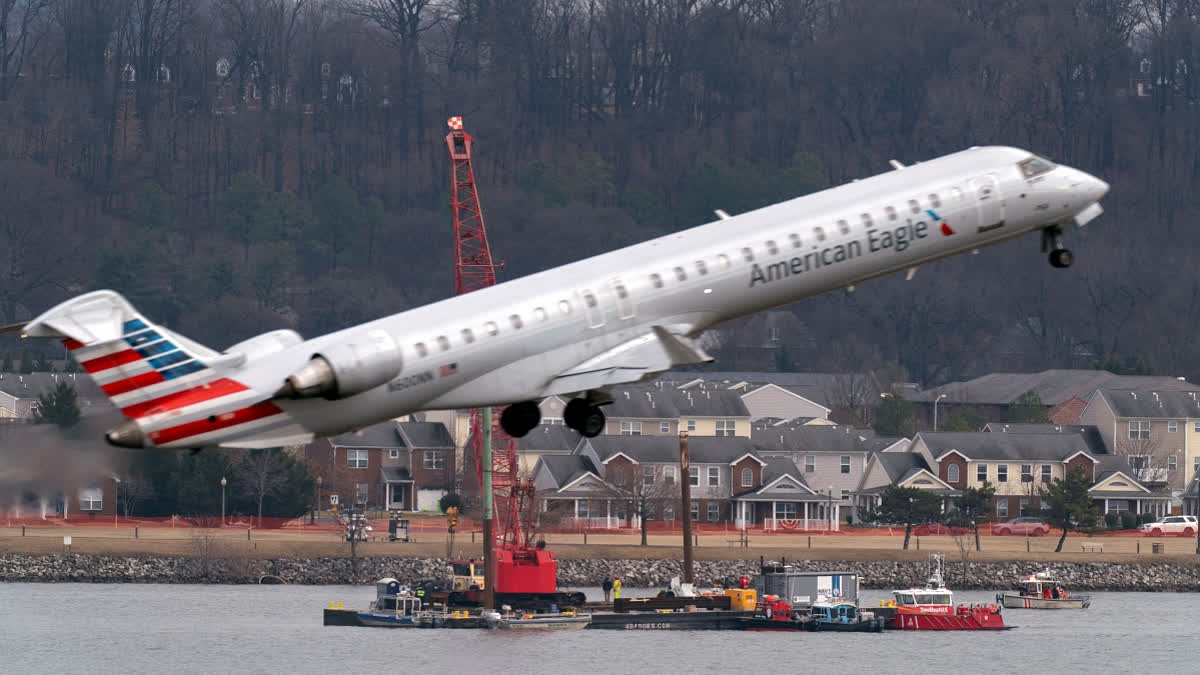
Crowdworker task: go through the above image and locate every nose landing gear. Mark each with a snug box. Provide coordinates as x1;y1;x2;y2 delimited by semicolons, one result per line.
1042;226;1073;268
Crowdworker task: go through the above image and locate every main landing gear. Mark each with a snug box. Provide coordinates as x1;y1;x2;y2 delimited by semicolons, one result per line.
564;397;606;438
499;401;542;438
1042;225;1073;268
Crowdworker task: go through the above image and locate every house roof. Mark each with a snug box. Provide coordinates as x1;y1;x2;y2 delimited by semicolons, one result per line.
397;422;453;448
753;425;875;455
904;370;1200;406
1048;396;1088;425
332;421;401;448
982;423;1108;454
1093;388;1200;419
512;424;581;451
917;431;1094;462
380;467;412;482
0;372;104;400
669;388;750;418
605;387;679;418
539;455;602;488
582;434;756;465
658;371;881;408
873;452;935;483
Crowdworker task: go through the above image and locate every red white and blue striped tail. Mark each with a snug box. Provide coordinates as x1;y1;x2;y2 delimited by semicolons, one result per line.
22;290;296;448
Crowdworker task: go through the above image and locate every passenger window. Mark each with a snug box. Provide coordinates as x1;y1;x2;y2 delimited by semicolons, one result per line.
695;260;707;275
559;300;572;314
814;226;826;242
837;219;849;234
741;247;754;262
614;285;628;299
414;342;428;357
789;233;801;248
534;307;547;321
510;314;523;329
461;329;475;344
885;206;897;221
583;293;597;308
860;213;872;229
929;193;941;208
908;199;920;214
765;240;778;255
650;273;663;289
674;266;687;281
485;321;499;336
437;336;450;351
716;254;730;269
951;187;963;201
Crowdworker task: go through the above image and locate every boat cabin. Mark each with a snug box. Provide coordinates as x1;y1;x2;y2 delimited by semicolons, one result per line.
370;578;423;616
811;601;861;624
451;560;486;591
1016;571;1070;599
892;589;954;607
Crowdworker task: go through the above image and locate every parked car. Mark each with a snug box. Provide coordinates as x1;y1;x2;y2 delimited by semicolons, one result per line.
993;517;1050;536
1138;515;1198;537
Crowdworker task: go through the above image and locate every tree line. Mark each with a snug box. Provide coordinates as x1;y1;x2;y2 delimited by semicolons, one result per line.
1;0;1198;389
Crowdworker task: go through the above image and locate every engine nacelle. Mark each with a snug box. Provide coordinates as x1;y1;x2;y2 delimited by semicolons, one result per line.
225;329;304;362
275;329;403;400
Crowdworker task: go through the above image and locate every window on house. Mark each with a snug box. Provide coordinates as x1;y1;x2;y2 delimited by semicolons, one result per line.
664;466;677;484
805;455;815;473
1195;422;1200;433
461;329;475;344
660;422;670;433
355;483;369;504
977;464;988;482
414;342;428;357
544;417;564;425
1128;455;1149;470
766;240;778;255
1128;421;1150;440
510;314;523;329
1168;421;1178;432
1020;464;1033;481
860;213;872;229
695;260;707;275
687;420;696;432
1168;455;1177;471
559;300;572;314
741;247;754;262
841;489;850;501
774;502;797;520
620;421;642;436
650;273;663;288
424;450;445;470
814;226;825;241
663;504;675;520
708;467;720;486
840;455;851;474
716;420;735;437
643;465;655;484
1041;465;1052;483
644;503;655;520
929;193;941;208
947;464;960;482
885;206;897;221
908;199;921;214
389;448;400;459
690;501;699;520
995;499;1009;519
996;464;1008;482
789;233;802;248
485;321;499;336
707;502;720;521
1019;498;1031;517
575;500;593;519
689;467;699;486
348;449;368;469
79;486;102;511
716;254;730;269
437;336;450;351
610;467;625;485
1194;456;1200;475
741;467;754;487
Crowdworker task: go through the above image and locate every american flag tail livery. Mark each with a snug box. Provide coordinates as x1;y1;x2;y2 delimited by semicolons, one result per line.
20;290;307;450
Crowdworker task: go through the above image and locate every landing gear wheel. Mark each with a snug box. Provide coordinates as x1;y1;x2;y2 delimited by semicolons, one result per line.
1042;226;1073;268
499;401;542;437
564;398;606;437
1049;248;1073;268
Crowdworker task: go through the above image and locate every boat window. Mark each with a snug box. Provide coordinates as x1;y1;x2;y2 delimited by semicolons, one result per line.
650;273;663;289
534;307;547;322
414;342;428;357
741;247;754;262
814;226;826;242
1018;155;1056;178
716;254;730;269
859;213;872;229
929;193;941;208
460;329;474;344
437;336;450;351
674;266;687;281
765;240;778;255
789;233;801;248
510;314;523;329
896;593;915;605
838;219;850;234
485;321;499;336
885;206;897;221
908;199;920;214
452;563;471;576
559;300;572;314
695;260;707;275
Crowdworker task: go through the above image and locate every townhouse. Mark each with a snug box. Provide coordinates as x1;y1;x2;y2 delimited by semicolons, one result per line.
1080;388;1200;496
853;452;958;519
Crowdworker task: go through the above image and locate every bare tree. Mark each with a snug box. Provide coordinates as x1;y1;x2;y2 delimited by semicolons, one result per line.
1114;435;1170;485
116;471;156;517
603;464;682;546
236;447;289;526
0;0;50;101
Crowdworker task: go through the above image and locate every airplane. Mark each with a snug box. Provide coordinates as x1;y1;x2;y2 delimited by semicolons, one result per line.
3;146;1108;450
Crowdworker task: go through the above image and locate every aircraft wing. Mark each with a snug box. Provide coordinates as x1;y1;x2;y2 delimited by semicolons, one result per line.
541;326;712;397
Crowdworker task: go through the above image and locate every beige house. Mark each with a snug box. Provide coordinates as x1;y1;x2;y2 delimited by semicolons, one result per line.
1080;389;1200;494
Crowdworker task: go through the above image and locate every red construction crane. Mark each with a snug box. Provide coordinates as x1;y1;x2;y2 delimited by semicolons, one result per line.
444;117;564;608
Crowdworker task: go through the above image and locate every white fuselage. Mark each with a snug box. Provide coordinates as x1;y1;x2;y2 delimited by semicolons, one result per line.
188;146;1109;446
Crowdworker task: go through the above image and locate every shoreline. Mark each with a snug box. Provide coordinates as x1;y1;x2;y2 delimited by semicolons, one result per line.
3;553;1199;591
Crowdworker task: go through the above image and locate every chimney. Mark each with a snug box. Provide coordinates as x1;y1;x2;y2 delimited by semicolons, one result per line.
1131;392;1138;400
623;391;630;400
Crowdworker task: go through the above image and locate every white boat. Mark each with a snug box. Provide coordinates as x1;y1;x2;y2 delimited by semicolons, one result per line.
998;569;1090;609
494;612;591;629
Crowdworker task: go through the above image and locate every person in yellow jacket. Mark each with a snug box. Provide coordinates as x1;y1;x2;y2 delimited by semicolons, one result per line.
612;577;622;599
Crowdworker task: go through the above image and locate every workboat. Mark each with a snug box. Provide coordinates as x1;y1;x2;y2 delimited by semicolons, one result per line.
492;611;591;629
740;594;885;632
879;554;1008;630
998;569;1090;609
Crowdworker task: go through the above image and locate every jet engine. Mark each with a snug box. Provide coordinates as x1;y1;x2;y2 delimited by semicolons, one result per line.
275;329;403;400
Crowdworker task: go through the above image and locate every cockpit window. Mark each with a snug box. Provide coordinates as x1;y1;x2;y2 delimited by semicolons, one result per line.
1018;156;1056;179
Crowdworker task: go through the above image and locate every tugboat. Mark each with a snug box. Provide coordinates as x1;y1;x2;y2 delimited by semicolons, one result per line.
998;569;1090;609
879;554;1008;630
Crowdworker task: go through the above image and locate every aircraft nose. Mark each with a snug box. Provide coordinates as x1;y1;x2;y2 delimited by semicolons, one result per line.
1081;172;1109;202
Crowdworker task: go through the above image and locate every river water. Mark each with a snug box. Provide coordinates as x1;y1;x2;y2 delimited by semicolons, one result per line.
0;584;1192;674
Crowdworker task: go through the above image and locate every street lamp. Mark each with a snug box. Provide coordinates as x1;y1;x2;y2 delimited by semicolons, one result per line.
220;476;227;525
313;475;323;524
827;484;834;531
112;475;121;528
934;393;948;431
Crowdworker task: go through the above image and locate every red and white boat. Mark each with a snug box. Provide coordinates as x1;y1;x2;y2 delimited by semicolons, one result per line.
880;554;1008;630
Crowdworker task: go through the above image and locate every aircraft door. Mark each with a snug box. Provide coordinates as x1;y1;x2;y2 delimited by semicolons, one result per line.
609;279;635;320
579;289;605;329
969;174;1004;230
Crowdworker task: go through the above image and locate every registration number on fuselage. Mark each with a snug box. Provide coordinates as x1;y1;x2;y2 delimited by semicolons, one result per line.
388;371;433;392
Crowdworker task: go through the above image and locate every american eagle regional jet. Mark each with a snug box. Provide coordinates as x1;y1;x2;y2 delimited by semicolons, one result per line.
5;146;1108;450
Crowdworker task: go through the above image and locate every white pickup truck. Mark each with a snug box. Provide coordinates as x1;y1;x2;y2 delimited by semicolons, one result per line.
1138;515;1198;537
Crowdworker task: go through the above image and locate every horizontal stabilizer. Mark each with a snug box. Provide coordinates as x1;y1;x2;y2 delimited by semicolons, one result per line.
543;326;712;396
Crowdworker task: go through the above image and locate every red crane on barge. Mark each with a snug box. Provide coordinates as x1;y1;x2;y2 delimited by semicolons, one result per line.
443;117;580;609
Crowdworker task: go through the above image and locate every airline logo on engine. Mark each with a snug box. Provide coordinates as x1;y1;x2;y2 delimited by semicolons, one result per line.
388;371;433;392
